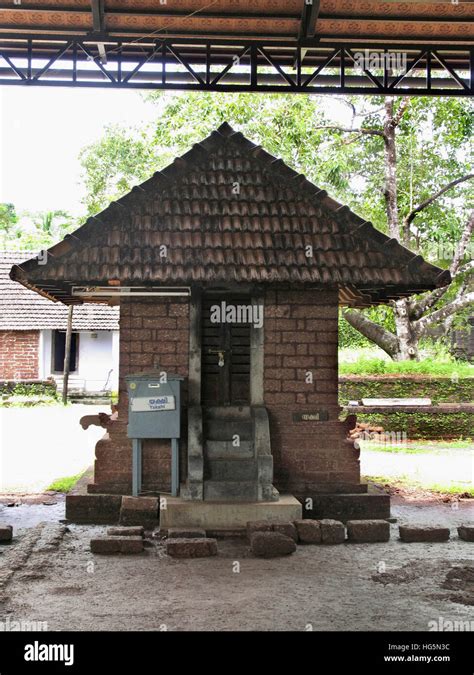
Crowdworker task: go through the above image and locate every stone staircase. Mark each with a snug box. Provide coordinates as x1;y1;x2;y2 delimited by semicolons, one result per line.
202;406;278;502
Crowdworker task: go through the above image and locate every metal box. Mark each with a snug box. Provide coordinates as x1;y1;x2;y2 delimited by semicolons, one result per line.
125;372;183;439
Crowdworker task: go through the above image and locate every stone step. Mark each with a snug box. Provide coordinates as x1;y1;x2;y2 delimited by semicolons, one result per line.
205;440;254;460
204;480;258;502
204;419;252;442
205;406;251;419
206;459;257;481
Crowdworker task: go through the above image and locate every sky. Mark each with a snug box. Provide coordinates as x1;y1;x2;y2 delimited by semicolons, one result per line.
0;85;351;220
0;86;158;216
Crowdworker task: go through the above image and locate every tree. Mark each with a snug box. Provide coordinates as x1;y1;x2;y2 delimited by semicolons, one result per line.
79;92;473;359
29;210;76;241
0;203;19;244
321;97;473;360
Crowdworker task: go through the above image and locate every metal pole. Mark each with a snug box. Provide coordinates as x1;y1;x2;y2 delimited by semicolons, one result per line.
62;305;73;404
171;438;179;497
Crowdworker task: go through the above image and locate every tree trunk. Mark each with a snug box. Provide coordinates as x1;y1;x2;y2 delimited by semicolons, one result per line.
383;99;401;240
392;299;419;360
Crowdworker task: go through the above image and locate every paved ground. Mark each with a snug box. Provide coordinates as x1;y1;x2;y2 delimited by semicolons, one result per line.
361;443;474;490
0;496;472;632
0;405;110;492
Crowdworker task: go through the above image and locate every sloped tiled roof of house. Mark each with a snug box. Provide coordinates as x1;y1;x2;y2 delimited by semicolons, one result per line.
0;251;119;330
11;123;450;307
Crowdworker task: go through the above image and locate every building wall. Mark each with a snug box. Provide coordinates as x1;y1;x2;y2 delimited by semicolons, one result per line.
89;297;190;495
40;329;119;393
263;289;360;496
0;330;39;380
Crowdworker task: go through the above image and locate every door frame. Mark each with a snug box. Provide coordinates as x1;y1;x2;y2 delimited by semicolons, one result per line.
188;286;264;407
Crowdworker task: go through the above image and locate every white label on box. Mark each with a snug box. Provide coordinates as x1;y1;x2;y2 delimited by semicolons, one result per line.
131;395;176;412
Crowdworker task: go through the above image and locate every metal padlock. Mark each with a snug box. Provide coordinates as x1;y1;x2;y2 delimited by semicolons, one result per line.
218;351;225;367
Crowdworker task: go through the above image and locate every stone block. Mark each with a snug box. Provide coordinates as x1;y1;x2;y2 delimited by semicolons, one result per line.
246;520;273;540
346;519;390;543
0;524;13;542
66;494;122;524
294;519;321;544
166;538;218;558
303;491;390;521
250;532;297;558
273;522;298;542
167;528;206;539
107;526;144;538
399;526;450;543
120;496;159;527
457;524;474;542
90;536;144;554
320;519;345;544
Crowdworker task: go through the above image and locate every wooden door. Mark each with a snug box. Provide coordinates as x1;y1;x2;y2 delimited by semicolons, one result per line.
201;294;251;406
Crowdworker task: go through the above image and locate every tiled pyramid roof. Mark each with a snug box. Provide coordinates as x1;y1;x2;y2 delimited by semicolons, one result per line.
11;123;450;306
1;251;119;330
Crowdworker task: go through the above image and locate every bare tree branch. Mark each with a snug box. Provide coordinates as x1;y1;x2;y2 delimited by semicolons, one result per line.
409;212;474;320
391;96;411;127
342;309;399;357
403;175;474;231
313;125;384;138
413;292;474;337
450;210;474;275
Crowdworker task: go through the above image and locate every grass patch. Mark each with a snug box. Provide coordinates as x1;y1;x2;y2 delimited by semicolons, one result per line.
339;356;474;377
361;439;474;455
47;472;84;493
366;474;474;497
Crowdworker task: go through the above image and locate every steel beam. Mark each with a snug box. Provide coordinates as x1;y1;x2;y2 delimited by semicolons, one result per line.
0;36;470;96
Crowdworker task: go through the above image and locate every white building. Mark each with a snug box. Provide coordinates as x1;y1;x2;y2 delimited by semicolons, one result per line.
0;252;119;394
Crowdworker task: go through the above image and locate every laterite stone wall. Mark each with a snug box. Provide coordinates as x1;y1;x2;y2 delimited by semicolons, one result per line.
263;289;361;496
89;297;190;495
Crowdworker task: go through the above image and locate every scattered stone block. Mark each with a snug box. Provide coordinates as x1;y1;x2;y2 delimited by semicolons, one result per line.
107;526;144;538
294;519;321;544
250;532;296;558
246;520;273;540
347;519;390;543
399;526;450;543
320;519;345;544
457;525;474;542
0;525;12;542
90;536;144;554
166;538;218;558
120;496;159;527
273;522;298;542
167;527;206;539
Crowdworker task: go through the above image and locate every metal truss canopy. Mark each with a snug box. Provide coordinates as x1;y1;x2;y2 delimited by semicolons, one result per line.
0;35;472;96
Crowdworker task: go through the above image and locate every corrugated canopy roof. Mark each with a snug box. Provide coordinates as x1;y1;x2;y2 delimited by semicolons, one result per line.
1;1;471;45
1;251;119;330
11;123;450;307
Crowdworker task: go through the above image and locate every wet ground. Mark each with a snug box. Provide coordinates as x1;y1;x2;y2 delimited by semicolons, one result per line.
0;494;472;632
0;405;108;492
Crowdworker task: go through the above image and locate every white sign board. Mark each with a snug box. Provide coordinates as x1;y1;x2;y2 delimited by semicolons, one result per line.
131;396;176;412
361;398;432;407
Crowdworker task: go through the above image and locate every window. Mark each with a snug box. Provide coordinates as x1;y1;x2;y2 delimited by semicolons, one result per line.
52;330;79;373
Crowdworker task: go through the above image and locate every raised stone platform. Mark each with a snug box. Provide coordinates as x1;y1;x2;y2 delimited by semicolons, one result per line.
302;486;390;522
159;495;302;531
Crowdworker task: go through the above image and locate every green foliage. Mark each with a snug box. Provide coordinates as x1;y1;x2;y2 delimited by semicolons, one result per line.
366;475;474;497
356;411;473;440
0;382;59;406
47;472;84;493
339;357;473;377
339;374;474;404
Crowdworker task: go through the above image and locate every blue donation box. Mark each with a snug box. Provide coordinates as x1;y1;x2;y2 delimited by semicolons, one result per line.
125;372;183;497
